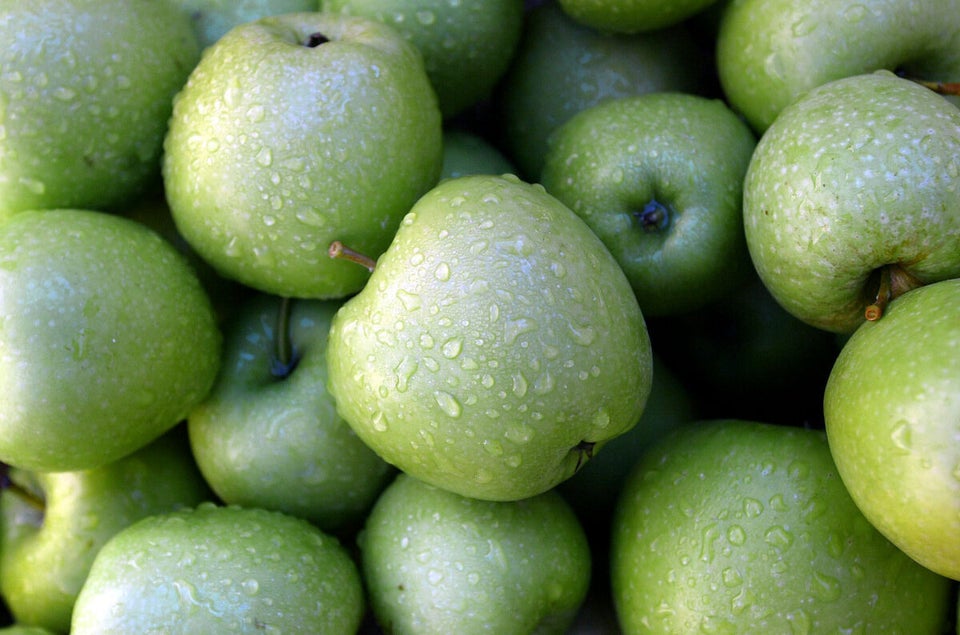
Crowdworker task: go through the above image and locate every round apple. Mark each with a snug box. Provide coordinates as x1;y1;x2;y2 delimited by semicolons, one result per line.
0;0;200;221
326;174;653;501
440;128;516;181
169;0;321;49
743;71;960;334
188;292;395;535
70;503;365;633
359;472;592;633
716;0;960;133
0;209;222;472
824;278;960;580
541;92;756;317
611;419;953;633
556;0;718;34
163;11;443;300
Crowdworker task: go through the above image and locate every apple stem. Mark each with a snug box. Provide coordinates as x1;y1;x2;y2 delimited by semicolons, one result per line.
328;241;377;272
864;264;924;321
270;296;299;378
0;464;44;512
635;200;670;233
911;79;960;97
573;440;596;473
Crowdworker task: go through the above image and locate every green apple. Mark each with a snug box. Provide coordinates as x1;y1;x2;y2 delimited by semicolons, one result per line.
556;0;718;34
541;92;756;317
163;11;443;300
0;209;222;472
0;0;200;221
326;174;653;501
611;419;953;634
492;1;709;181
717;0;960;133
824;278;960;581
0;427;212;634
440;128;516;181
70;503;365;634
743;71;960;334
188;292;395;535
359;472;592;634
169;0;321;49
323;0;524;119
0;627;56;635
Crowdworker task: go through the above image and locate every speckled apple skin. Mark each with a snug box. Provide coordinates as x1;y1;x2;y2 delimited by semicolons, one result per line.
825;279;960;580
743;71;960;334
71;503;365;634
718;0;960;133
359;473;591;634
326;174;653;502
611;420;953;634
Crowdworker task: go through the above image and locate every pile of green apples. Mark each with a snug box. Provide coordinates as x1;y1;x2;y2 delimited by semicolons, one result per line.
1;0;960;633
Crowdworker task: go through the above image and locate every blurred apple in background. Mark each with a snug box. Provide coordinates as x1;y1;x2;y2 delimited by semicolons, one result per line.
825;278;960;581
188;293;395;537
322;0;524;120
0;209;221;473
0;0;200;221
70;504;366;634
492;1;710;182
717;0;960;133
0;428;212;633
440;128;517;180
541;92;756;317
359;473;592;634
326;174;653;502
611;419;953;634
743;71;960;334
163;11;443;300
169;0;322;49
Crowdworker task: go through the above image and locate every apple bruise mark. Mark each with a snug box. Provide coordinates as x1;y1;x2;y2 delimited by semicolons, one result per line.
864;264;924;322
634;199;671;233
305;32;330;48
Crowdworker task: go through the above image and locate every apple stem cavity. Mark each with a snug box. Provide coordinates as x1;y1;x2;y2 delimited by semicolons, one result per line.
0;463;44;512
305;32;330;48
573;440;596;473
864;264;924;321
328;240;377;272
635;200;671;233
270;296;300;379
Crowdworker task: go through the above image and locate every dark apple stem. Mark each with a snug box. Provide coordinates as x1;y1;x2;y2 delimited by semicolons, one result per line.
635;199;670;233
573;440;596;473
0;463;44;511
865;264;924;321
270;296;298;378
329;241;377;272
912;79;960;96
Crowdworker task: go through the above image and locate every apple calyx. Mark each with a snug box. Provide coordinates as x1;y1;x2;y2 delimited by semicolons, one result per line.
305;32;330;48
270;296;301;379
634;199;671;233
0;463;44;513
573;440;596;473
864;263;924;322
328;240;377;272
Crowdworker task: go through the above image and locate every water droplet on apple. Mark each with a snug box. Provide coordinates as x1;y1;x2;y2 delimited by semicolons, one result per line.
396;288;421;311
721;567;743;588
434;390;462;418
52;86;76;101
764;525;793;550
504;316;537;344
533;370;554;395
467;572;480;585
434;262;451;281
242;579;259;596
482;439;503;456
568;323;595;346
394;356;418;392
890;420;913;453
843;4;867;22
256;147;273;167
811;571;842;602
742;498;763;518
18;177;45;195
416;10;436;25
246;105;266;122
441;337;462;359
371;411;388;432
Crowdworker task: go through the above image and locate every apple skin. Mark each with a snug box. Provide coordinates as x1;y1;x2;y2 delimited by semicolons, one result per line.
611;419;953;634
163;11;443;300
492;1;709;182
323;0;524;119
188;292;395;535
70;503;365;634
717;0;960;133
743;71;960;334
169;0;321;49
0;0;200;221
359;472;592;634
326;174;653;502
440;128;516;181
541;92;756;317
0;427;213;634
824;278;960;581
556;0;717;34
0;209;222;472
